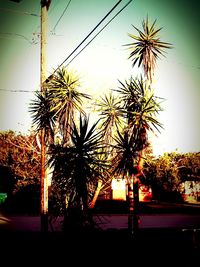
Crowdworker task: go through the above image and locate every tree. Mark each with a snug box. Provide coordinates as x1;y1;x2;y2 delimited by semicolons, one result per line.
0;131;40;191
112;76;163;233
143;153;181;201
45;67;90;144
125;16;172;83
48;114;108;231
142;152;200;202
0;130;41;213
30;66;114;231
121;16;172;233
89;92;124;208
0;165;15;196
96;92;124;149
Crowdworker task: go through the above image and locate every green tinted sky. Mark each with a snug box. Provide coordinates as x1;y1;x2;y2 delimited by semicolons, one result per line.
0;0;199;155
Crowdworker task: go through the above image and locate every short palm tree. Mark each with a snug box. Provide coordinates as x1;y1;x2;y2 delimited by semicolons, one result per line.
111;129;141;234
88;92;124;208
125;16;172;83
48;114;108;231
112;130;138;176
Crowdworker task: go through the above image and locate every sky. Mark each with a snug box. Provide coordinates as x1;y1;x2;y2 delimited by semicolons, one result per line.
0;0;199;156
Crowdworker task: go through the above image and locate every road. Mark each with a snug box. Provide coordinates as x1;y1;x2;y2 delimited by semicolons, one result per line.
1;212;200;232
95;213;200;230
0;211;200;261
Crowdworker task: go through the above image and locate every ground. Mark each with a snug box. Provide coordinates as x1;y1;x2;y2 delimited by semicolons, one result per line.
0;201;199;264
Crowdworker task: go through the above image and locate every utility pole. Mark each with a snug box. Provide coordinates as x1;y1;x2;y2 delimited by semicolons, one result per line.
40;0;51;233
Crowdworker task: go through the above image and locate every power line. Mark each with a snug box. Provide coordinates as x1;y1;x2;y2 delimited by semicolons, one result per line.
66;0;133;67
0;7;39;17
50;0;123;77
51;0;72;35
0;5;40;44
48;0;61;14
0;88;36;93
0;32;34;44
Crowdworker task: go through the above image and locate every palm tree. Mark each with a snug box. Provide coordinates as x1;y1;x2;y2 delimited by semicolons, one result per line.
48;114;108;231
96;92;124;149
117;76;163;139
125;16;172;84
112;76;163;233
111;129;140;233
30;66;90;148
89;93;124;208
122;16;172;233
46;67;90;144
29;67;91;231
30;90;56;231
29;90;56;145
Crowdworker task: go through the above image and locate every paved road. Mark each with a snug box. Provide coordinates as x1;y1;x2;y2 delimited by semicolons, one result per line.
1;211;200;261
95;213;200;230
1;212;200;232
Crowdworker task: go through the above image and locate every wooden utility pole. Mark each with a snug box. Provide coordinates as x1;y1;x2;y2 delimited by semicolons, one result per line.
40;0;51;233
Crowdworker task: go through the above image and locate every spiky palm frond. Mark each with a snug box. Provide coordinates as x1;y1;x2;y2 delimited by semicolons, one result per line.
114;76;164;156
48;114;108;210
46;67;91;143
112;130;138;177
115;76;147;114
125;16;172;82
117;76;163;131
29;91;55;142
96;92;124;146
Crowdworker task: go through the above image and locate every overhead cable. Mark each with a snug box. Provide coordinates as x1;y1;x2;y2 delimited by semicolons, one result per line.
0;32;33;44
0;7;39;17
0;88;36;93
51;0;72;34
50;0;123;77
66;0;133;67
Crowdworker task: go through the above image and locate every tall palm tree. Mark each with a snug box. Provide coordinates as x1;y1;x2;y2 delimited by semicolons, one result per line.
29;67;91;230
30;90;56;231
48;114;108;231
113;76;163;233
125;16;172;84
123;16;172;233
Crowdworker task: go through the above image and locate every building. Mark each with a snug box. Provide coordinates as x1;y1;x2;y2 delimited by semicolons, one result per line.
111;177;152;202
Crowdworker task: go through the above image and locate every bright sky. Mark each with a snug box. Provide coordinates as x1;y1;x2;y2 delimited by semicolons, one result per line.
0;0;199;156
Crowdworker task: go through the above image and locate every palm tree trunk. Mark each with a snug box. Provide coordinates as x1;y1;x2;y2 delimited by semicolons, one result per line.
89;179;103;209
128;175;134;234
133;176;139;232
128;151;144;234
132;150;145;233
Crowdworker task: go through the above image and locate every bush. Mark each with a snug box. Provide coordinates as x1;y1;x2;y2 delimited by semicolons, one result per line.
3;184;40;214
